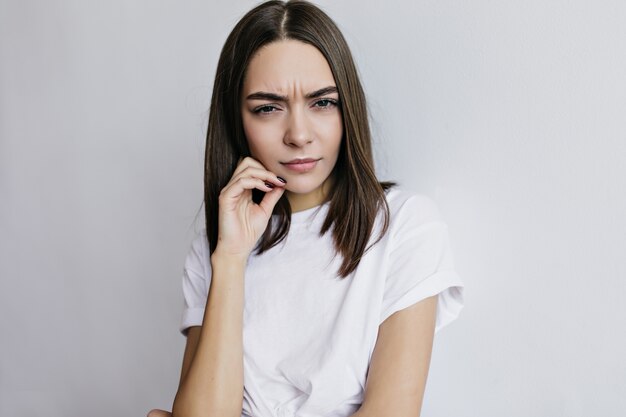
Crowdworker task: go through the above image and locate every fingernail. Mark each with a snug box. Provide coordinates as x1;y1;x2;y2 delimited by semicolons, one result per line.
277;176;287;183
264;182;275;189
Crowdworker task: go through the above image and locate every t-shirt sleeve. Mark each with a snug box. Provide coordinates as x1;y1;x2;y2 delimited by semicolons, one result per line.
379;196;464;332
180;231;212;335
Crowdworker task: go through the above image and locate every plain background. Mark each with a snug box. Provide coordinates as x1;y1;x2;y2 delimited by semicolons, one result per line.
1;0;625;416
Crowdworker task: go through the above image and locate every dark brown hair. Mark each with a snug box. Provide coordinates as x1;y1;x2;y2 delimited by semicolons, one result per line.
204;0;395;277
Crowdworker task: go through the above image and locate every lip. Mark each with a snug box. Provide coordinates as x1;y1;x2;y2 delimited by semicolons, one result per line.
280;157;321;173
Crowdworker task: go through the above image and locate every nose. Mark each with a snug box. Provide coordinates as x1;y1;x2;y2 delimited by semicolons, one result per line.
283;107;313;147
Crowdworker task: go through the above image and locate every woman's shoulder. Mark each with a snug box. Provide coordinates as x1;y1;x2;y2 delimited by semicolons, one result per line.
384;186;445;225
191;228;208;243
186;228;210;264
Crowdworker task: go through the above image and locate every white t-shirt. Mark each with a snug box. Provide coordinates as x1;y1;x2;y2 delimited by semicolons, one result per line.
180;188;464;417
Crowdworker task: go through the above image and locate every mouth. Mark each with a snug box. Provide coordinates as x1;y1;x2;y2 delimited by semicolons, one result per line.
280;157;321;173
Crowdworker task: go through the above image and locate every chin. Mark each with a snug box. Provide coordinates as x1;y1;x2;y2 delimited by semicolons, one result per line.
283;178;326;195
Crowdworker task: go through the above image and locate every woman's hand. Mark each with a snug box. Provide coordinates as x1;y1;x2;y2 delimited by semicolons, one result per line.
146;409;171;417
214;156;286;260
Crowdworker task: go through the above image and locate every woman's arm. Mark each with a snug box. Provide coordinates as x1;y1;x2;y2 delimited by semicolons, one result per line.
172;254;247;417
171;157;286;417
351;295;438;417
178;326;201;388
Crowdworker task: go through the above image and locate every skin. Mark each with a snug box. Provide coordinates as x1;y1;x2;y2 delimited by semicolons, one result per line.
241;39;343;213
148;39;343;417
149;40;437;417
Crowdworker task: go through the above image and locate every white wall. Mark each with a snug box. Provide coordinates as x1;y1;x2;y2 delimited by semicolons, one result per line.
1;1;624;416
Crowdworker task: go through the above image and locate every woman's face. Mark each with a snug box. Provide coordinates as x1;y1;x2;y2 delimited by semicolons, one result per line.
241;39;343;210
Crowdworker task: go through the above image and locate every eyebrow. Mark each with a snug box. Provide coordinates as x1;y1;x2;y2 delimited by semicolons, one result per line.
245;86;338;101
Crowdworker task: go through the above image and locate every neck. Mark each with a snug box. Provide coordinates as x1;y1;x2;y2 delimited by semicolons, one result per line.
286;176;334;213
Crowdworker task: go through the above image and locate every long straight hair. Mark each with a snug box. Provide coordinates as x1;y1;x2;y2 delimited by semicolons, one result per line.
205;0;395;277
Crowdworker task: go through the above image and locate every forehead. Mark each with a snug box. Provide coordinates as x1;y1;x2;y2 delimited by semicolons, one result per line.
243;39;336;93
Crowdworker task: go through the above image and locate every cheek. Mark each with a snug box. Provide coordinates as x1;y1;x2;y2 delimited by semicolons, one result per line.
315;113;343;150
242;117;282;159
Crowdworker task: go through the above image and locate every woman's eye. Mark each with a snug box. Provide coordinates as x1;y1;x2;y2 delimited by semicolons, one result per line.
253;105;278;114
314;99;337;108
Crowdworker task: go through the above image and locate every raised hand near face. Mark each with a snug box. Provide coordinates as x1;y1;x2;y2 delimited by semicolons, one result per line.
214;156;287;261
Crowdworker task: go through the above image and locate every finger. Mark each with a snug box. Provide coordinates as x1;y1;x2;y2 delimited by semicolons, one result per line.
228;166;285;188
146;410;172;417
232;156;266;177
232;156;246;175
221;177;276;200
258;186;286;215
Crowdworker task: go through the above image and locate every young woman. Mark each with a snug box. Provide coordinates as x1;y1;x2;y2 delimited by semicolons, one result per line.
149;1;464;416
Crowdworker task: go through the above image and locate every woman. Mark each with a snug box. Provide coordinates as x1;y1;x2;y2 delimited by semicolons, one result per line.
149;1;464;416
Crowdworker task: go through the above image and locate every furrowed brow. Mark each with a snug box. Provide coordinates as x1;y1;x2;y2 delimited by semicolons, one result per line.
245;86;338;101
305;86;338;99
246;92;288;101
